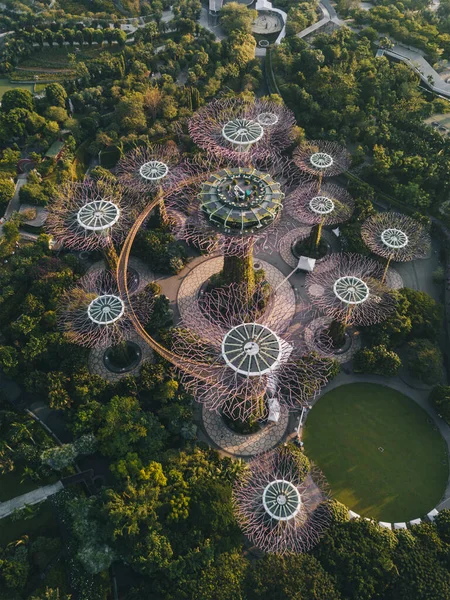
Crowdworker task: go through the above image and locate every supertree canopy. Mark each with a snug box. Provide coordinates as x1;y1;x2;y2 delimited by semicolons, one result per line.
293;140;351;181
114;142;184;199
233;445;331;554
168;163;295;294
188;97;296;163
305;253;397;326
285;181;354;248
361;212;431;281
58;270;155;348
46;178;131;253
174;282;332;421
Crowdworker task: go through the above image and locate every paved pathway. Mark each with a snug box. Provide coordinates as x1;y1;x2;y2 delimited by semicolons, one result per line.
89;330;154;383
177;256;296;336
201;404;292;458
0;481;63;520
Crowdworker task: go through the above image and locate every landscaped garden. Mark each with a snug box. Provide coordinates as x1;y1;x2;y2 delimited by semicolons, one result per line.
303;383;449;522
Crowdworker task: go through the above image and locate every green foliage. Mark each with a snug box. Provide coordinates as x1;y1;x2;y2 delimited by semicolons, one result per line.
354;344;401;376
133;229;187;274
429;385;450;423
407;339;443;384
364;288;442;348
45;83;68;108
220;3;257;34
246;553;340;600
0;88;34;113
0;177;14;210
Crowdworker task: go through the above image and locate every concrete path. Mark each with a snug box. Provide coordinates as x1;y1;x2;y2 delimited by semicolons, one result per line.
385;45;450;98
0;481;63;520
202;404;292;458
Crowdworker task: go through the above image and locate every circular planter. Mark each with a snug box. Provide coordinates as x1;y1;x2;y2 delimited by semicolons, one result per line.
103;341;142;373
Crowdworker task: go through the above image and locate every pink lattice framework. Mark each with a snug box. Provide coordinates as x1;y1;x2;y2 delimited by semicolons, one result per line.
305;253;397;326
285;181;355;227
187;97;296;164
114;142;185;202
46;178;131;251
233;445;331;554
293;140;351;178
361;211;431;262
166;157;304;257
174;282;332;421
57;270;155;349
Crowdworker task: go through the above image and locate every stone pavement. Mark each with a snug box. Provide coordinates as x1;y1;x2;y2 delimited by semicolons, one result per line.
0;481;63;520
202;404;292;458
177;256;296;335
88;331;154;383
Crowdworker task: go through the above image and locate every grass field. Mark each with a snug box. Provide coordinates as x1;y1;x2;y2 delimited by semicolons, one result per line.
0;79;35;98
303;383;449;521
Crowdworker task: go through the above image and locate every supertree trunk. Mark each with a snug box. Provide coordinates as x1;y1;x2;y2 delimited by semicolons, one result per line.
220;251;255;297
326;319;346;348
103;242;119;271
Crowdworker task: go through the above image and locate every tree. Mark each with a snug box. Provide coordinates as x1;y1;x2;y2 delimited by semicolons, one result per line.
354;345;401;377
314;519;397;600
407;339;443;384
45;83;68;108
220;3;257;34
0;89;33;113
97;395;167;459
246;554;340;600
429;385;450;423
0;177;14;209
227;31;256;66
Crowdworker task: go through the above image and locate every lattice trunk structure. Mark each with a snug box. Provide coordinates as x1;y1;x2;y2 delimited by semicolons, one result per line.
233;445;331;554
58;270;155;349
46;178;131;268
361;211;431;282
188;97;296;164
305;253;397;327
174;282;332;421
285;181;355;249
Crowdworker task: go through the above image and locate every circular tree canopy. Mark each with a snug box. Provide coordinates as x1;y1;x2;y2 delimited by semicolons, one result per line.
310;152;334;169
221;323;282;376
222;118;264;146
87;294;125;325
200;167;284;235
263;479;302;521
77;200;121;232
333;276;370;305
139;160;169;181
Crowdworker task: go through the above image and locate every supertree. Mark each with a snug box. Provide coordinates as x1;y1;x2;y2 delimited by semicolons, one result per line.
174;282;332;422
233;445;331;554
57;270;155;349
188;97;296;164
305;253;397;346
361;212;431;282
46;178;131;268
293;140;351;192
285;181;354;250
167;159;300;295
114;142;186;224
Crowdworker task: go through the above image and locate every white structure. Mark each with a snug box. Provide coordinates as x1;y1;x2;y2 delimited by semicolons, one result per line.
378;521;392;530
222;119;264;152
409;518;422;526
87;295;125;325
262;479;302;521
427;508;439;522
77;200;120;232
394;522;407;530
221;323;283;376
348;510;360;519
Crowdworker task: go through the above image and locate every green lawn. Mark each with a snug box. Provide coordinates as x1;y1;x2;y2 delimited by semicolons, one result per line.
303;383;449;522
0;79;35;98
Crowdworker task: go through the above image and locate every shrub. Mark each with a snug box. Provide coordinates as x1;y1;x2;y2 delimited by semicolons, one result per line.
407;339;443;384
354;345;401;377
429;385;450;423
